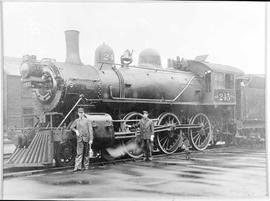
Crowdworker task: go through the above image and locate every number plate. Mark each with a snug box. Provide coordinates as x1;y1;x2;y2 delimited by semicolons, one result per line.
214;89;235;103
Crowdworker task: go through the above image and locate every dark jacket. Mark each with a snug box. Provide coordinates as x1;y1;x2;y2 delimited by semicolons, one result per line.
139;117;154;140
70;117;94;142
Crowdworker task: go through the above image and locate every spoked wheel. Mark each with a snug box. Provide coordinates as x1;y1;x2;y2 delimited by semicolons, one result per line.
121;112;144;159
55;140;76;167
189;113;212;151
121;112;143;132
156;113;183;154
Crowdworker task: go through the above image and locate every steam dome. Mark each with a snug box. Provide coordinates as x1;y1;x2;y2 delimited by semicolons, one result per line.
138;48;161;68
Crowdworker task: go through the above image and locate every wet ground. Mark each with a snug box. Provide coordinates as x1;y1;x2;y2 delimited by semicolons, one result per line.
3;144;267;199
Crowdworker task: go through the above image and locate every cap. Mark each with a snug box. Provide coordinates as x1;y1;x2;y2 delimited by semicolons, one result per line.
78;108;84;113
142;110;148;114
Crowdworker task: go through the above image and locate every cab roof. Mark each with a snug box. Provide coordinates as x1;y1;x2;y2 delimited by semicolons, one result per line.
186;60;244;76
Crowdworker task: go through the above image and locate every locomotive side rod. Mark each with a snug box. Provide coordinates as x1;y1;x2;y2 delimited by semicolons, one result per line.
112;119;159;122
114;124;202;139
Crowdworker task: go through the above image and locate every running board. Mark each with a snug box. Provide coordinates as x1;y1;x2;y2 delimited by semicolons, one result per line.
5;130;54;168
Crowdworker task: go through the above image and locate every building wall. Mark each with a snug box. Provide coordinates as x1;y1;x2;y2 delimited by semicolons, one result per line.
4;74;35;135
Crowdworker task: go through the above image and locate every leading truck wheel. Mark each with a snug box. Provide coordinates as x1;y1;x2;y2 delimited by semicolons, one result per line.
55;141;76;167
156;113;183;154
189;113;212;151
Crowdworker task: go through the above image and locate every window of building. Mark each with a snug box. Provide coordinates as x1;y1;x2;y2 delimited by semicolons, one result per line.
214;72;225;89
225;74;234;89
21;84;33;98
22;108;34;128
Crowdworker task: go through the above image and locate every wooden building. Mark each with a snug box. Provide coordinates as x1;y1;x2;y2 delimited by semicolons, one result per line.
3;57;36;137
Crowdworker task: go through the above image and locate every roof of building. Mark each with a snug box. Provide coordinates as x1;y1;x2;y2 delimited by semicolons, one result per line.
4;56;22;76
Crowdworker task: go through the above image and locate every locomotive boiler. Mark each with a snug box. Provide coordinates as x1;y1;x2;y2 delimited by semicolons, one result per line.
20;31;203;117
6;30;262;168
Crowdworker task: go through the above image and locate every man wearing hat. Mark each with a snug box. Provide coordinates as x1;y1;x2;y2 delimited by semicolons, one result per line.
139;110;154;161
71;108;93;171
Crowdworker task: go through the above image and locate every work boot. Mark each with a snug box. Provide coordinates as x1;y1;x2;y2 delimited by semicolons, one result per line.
185;151;191;160
144;157;152;162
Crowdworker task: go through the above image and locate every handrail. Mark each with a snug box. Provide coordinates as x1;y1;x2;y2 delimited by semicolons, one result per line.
57;96;83;129
97;62;193;75
111;66;125;98
171;76;195;102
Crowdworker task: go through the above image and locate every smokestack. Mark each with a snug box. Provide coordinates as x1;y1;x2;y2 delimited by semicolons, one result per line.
65;30;83;65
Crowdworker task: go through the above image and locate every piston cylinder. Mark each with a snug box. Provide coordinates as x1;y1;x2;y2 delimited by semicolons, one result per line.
84;113;115;148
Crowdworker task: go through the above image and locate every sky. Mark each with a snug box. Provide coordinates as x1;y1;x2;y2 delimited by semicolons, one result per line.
3;1;266;74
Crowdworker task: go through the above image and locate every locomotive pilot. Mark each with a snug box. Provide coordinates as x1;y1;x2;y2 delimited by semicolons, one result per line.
139;110;154;161
71;108;94;171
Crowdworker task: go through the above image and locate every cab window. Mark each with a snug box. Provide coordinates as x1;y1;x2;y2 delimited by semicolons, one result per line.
214;72;225;89
225;74;234;89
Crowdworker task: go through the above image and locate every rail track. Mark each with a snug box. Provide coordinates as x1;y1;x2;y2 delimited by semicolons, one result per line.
4;141;266;179
4;153;12;160
3;143;241;179
3;152;183;178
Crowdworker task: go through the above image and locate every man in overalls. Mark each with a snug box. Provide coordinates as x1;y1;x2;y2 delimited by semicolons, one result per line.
71;108;93;171
139;111;154;161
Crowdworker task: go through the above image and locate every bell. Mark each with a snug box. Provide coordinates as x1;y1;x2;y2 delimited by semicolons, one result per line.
121;49;133;65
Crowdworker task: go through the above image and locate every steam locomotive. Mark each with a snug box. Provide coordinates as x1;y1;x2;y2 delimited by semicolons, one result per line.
6;30;265;167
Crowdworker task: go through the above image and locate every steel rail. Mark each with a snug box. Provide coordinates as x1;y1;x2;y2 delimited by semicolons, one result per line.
3;144;241;179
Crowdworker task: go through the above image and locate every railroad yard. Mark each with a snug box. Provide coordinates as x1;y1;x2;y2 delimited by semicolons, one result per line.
3;144;267;199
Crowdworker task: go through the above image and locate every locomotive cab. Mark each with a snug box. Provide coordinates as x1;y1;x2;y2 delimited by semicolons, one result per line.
185;60;244;105
185;60;245;144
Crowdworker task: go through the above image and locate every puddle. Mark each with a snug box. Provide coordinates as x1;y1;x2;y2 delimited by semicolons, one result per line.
51;179;90;185
128;177;169;186
177;174;203;179
33;173;105;186
183;170;210;175
186;180;219;186
151;161;180;166
117;167;143;177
